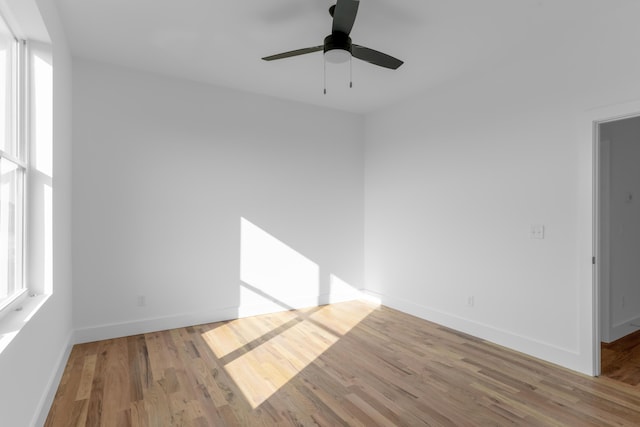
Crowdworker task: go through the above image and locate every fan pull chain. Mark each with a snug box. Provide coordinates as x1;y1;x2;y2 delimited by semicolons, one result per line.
350;55;353;88
323;55;327;95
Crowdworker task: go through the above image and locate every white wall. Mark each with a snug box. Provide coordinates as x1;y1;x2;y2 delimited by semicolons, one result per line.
600;116;640;342
364;3;640;374
0;0;73;425
72;59;364;340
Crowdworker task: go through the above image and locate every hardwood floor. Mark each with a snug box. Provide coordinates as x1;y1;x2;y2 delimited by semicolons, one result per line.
602;329;640;386
46;300;640;426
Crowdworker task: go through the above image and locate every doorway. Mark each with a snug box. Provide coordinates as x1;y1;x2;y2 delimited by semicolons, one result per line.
596;114;640;384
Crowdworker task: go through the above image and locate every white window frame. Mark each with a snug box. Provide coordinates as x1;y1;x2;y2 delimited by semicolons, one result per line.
0;15;27;314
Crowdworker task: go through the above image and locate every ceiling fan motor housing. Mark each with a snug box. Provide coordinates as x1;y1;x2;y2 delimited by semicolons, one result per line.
324;32;352;63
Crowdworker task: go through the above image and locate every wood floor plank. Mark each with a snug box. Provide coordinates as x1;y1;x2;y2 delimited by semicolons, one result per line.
76;354;98;401
44;347;87;427
127;334;152;402
100;338;131;426
602;329;640;386
85;340;111;427
46;300;640;426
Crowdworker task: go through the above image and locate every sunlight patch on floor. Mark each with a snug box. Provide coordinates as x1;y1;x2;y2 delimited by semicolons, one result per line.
201;310;299;359
202;301;377;408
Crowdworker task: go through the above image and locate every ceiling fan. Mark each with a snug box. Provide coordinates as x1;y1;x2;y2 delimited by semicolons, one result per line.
262;0;403;75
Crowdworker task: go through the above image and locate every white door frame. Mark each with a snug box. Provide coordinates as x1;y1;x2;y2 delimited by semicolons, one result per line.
583;100;640;376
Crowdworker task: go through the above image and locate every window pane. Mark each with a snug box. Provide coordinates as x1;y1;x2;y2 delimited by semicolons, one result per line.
0;16;15;157
0;158;22;302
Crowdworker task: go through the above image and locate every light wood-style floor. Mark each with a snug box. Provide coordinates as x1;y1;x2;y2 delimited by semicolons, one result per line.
46;300;640;426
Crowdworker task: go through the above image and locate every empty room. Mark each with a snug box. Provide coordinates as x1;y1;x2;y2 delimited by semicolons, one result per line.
2;0;640;425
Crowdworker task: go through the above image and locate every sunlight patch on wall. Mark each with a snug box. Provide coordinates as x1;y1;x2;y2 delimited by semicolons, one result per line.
239;217;319;316
0;331;18;354
328;273;362;303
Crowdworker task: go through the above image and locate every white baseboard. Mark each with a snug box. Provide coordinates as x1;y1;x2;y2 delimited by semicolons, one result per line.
74;290;366;344
608;315;640;343
362;290;588;375
32;288;590;425
74;306;240;344
31;330;74;427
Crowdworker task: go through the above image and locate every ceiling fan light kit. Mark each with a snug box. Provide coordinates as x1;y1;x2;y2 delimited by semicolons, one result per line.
262;0;403;93
324;33;352;64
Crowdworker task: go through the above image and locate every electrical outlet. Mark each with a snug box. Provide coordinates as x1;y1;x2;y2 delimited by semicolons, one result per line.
530;225;545;239
137;295;146;307
467;296;475;307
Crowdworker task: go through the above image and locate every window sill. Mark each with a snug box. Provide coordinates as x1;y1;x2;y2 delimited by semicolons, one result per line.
0;293;50;355
0;289;28;314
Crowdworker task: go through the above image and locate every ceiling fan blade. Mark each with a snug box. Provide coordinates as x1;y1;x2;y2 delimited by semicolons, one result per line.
352;45;404;70
262;46;323;61
332;0;359;35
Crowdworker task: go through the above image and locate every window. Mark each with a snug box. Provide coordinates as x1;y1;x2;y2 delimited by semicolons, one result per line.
0;13;25;310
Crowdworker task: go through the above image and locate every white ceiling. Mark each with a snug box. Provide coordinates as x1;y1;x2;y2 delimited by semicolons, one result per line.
55;0;618;113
